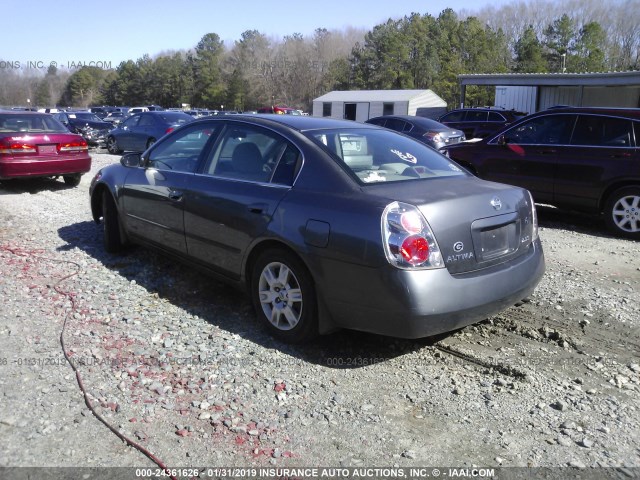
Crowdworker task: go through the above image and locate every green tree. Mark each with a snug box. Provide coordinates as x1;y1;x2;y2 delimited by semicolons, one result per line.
544;14;576;72
193;33;225;108
60;66;106;107
514;26;548;73
574;22;606;72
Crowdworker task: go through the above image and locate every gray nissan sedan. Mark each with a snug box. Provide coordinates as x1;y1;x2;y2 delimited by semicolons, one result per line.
90;115;545;343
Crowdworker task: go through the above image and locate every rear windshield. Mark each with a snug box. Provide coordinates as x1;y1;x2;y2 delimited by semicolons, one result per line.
307;128;466;183
68;112;103;122
0;114;68;133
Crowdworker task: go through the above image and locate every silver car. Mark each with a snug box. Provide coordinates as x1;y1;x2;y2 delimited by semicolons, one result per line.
90;115;545;343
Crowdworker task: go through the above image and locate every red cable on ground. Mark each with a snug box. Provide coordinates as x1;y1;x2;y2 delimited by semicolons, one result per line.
1;244;178;480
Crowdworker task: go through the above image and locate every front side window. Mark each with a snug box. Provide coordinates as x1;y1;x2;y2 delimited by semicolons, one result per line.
308;128;466;184
488;112;506;122
504;114;576;145
147;124;219;173
205;124;301;185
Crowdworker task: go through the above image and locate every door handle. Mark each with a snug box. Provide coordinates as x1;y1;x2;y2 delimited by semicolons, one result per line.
248;203;268;214
537;149;557;155
168;190;183;201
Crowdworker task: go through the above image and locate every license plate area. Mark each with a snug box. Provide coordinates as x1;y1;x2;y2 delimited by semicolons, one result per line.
37;144;57;155
479;223;516;260
472;213;521;263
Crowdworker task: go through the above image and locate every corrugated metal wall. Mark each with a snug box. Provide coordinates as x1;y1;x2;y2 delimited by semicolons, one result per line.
495;85;640;112
495;86;537;114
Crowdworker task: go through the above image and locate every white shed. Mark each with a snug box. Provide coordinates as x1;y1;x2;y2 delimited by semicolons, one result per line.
312;89;447;122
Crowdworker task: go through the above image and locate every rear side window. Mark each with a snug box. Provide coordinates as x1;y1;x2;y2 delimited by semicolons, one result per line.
205;124;301;185
488;112;506;122
440;111;465;122
466;111;488;122
571;115;635;147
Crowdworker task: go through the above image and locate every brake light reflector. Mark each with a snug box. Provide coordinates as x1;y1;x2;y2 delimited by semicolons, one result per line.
0;139;37;155
57;140;88;153
382;201;443;269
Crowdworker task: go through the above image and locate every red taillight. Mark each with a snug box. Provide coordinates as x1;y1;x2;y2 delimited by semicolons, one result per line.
401;235;430;264
381;201;443;270
165;127;174;134
0;139;36;155
57;140;88;153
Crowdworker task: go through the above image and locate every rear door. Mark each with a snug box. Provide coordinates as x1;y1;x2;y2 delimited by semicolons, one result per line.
556;114;638;210
183;122;301;278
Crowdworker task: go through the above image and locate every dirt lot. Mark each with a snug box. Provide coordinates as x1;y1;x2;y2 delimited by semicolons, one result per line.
0;151;638;478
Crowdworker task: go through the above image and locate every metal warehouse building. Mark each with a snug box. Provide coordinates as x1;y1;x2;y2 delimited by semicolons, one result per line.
312;89;447;122
459;71;640;114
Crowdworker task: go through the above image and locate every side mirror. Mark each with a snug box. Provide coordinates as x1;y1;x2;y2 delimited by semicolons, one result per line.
121;152;142;168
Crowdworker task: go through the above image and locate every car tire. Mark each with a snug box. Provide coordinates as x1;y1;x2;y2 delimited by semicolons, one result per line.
102;190;126;253
63;174;81;187
604;186;640;239
107;136;122;154
251;249;318;343
146;138;156;150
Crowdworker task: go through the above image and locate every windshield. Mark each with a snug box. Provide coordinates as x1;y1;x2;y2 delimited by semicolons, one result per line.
307;128;466;183
0;114;68;133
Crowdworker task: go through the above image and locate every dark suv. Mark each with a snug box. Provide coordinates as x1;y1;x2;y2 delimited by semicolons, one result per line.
444;107;640;239
439;108;527;139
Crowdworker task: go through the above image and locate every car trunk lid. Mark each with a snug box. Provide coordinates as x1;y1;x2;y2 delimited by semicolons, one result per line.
366;176;537;274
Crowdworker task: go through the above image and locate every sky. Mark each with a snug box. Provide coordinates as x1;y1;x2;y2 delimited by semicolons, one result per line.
0;0;517;72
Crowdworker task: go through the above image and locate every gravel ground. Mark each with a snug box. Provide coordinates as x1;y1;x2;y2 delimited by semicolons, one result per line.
0;151;638;476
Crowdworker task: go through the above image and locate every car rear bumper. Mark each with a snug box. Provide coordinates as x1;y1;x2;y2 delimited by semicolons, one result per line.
319;239;545;339
0;156;92;179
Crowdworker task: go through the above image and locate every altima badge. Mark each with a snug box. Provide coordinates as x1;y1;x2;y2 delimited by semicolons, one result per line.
490;197;502;211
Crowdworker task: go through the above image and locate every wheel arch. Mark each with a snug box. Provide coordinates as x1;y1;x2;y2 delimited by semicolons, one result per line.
90;183;111;223
599;180;640;212
243;238;339;335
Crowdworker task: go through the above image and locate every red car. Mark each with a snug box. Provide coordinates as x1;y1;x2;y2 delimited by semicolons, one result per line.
0;111;91;186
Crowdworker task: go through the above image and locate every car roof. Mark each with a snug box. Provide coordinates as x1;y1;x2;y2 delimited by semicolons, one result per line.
535;106;640;118
369;115;444;125
194;114;380;132
0;110;50;116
